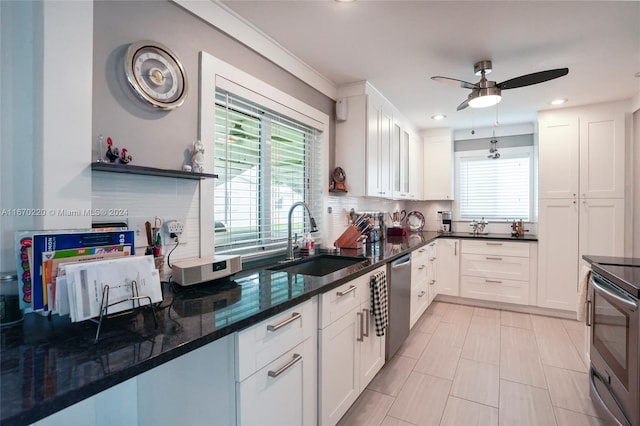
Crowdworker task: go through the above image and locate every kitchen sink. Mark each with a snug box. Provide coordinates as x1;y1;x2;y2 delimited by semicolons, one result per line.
267;255;368;277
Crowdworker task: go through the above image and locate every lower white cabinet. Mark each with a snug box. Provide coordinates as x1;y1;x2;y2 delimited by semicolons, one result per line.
410;243;437;328
435;239;460;296
235;299;317;426
318;266;386;426
460;240;532;306
137;335;236;426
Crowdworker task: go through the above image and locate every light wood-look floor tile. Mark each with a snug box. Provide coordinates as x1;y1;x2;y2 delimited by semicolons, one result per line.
473;306;502;319
501;310;533;329
561;318;585;332
441;306;473;326
380;415;416;426
414;340;462;380
501;325;539;354
531;316;587;372
500;345;548;389
440;396;499;426
544;365;601;418
468;315;501;338
337;389;394;426
387;372;451;426
461;331;500;365
553;407;606;426
430;321;469;349
450;358;500;407
396;330;431;359
417;313;442;334
367;355;416;397
499;380;557;426
426;301;451;316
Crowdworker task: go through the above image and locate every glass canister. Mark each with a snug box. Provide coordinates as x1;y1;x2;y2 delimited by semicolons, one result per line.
1;273;24;327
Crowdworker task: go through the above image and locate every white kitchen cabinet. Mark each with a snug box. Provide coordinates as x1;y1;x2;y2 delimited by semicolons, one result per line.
408;132;424;200
537;102;627;313
426;242;437;305
235;299;317;426
410;245;430;328
336;82;419;200
422;128;453;200
138;335;236;426
460;240;532;305
435;239;460;296
318;265;386;426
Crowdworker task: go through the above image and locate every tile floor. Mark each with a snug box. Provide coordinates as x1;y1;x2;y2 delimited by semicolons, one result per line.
337;301;606;426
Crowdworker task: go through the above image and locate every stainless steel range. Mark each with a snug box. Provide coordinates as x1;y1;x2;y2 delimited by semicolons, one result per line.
588;262;640;426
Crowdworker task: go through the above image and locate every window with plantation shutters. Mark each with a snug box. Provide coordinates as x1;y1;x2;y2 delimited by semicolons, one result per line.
456;147;533;221
214;89;322;257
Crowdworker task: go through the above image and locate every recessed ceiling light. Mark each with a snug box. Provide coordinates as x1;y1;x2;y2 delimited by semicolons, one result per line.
431;114;446;120
550;98;567;106
335;0;355;2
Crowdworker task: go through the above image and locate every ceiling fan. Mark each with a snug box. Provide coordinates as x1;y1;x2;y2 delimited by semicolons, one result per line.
432;60;569;111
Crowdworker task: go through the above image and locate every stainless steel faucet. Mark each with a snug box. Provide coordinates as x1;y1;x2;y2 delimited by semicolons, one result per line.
286;201;318;261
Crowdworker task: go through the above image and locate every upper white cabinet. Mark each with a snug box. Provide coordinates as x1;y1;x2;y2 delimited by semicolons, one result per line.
336;82;420;200
539;105;625;199
409;132;424;200
422;128;453;200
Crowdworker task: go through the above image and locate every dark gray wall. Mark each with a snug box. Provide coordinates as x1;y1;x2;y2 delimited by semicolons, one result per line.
92;0;335;170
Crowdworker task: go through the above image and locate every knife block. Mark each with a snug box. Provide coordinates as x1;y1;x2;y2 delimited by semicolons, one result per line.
334;224;364;249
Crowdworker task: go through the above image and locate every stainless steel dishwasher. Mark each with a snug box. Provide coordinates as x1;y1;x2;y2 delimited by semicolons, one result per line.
386;254;412;360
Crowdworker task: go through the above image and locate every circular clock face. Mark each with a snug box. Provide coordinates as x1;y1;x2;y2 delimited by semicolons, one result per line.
124;41;187;110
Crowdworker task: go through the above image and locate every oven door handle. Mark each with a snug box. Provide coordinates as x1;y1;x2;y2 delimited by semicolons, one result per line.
590;274;638;312
589;368;631;426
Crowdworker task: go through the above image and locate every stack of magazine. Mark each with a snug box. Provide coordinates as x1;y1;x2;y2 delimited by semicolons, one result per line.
15;228;163;322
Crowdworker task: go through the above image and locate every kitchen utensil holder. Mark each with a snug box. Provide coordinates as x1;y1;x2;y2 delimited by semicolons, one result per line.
334;224;365;249
90;280;158;344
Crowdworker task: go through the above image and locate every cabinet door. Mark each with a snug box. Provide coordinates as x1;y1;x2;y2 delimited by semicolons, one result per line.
537;199;579;311
538;113;579;199
427;243;437;304
319;310;359;426
359;306;385;388
578;198;625;258
408;132;423;200
579;110;625;199
237;339;314;426
435;239;460;296
392;126;410;199
422;129;453;200
366;96;392;198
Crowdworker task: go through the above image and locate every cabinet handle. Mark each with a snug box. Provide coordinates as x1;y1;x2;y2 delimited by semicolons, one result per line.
486;242;503;246
357;312;364;342
267;353;303;378
429;257;436;261
267;312;301;332
454;241;457;256
585;300;592;327
430;280;436;285
486;256;503;261
337;285;357;297
418;265;426;270
485;279;502;284
418;291;426;297
363;308;370;337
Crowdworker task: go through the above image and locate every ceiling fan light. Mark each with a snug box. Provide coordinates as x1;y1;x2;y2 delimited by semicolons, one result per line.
469;94;501;108
550;98;567;106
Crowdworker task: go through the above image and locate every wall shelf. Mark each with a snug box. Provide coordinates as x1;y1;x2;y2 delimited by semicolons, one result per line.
91;161;218;180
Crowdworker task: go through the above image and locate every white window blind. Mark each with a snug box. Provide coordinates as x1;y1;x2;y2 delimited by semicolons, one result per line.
214;89;322;256
457;149;531;221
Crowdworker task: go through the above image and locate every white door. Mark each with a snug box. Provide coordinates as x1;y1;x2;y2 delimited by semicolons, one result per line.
408;132;423;200
579;111;625;199
537;199;579;311
359;306;385;388
538;113;579;199
319;310;359;426
435;239;460;296
578;198;625;258
422;129;453;200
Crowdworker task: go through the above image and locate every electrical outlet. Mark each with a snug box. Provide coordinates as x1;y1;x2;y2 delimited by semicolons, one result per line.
165;220;185;235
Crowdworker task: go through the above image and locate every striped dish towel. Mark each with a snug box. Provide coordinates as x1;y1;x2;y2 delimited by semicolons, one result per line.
370;270;388;336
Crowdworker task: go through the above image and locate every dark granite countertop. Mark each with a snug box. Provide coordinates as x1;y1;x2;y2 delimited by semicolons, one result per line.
0;230;536;425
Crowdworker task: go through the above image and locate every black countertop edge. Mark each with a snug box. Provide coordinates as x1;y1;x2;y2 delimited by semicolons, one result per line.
436;232;538;242
1;231;537;425
582;255;640;267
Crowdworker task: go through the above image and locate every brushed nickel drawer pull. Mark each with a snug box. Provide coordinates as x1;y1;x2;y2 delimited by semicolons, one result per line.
486;256;503;261
363;308;370;337
485;279;502;284
357;312;364;342
337;285;357;297
418;291;426;297
268;353;302;378
267;312;301;332
486;242;503;246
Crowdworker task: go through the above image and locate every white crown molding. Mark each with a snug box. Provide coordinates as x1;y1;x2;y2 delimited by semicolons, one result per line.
173;0;338;100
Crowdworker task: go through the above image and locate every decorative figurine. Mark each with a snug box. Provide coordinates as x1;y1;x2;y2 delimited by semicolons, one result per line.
118;148;132;164
191;140;205;173
105;137;119;162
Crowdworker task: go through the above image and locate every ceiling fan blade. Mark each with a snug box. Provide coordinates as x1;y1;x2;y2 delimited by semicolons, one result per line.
497;68;569;90
456;98;470;111
431;76;478;90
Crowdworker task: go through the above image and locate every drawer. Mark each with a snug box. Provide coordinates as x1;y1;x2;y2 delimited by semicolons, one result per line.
319;265;386;328
236;299;315;381
412;246;429;264
461;253;529;281
410;281;429;329
461;240;530;258
460;275;529;305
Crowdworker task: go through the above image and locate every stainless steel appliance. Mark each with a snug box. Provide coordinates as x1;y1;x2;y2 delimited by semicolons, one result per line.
386;254;412;360
588;264;639;426
437;211;452;233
